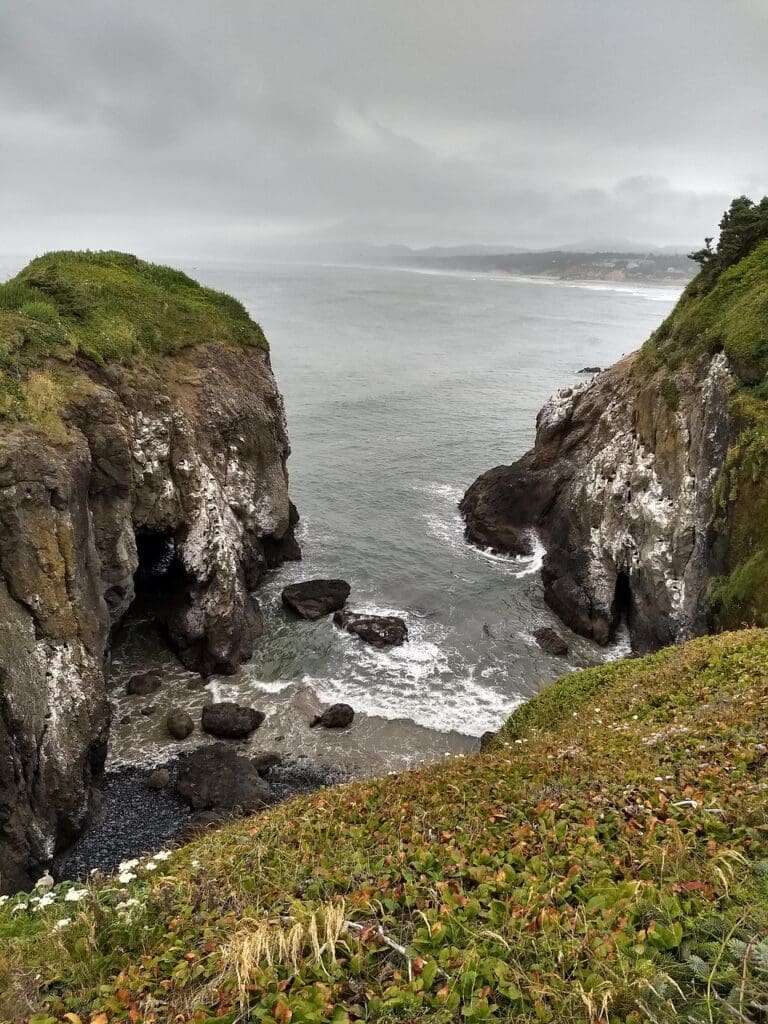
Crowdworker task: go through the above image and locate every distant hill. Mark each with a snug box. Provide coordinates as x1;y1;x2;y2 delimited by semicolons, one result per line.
405;249;696;284
256;240;697;284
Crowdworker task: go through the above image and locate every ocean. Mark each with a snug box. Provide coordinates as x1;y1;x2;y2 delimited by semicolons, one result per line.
108;262;679;771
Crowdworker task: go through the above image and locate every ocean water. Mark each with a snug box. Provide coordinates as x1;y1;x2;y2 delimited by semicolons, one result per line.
105;263;678;768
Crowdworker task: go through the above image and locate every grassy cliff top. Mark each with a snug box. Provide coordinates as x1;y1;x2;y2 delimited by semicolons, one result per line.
0;251;267;423
2;629;767;1022
641;237;768;386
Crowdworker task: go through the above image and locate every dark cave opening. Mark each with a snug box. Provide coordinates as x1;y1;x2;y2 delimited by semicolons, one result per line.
612;568;633;635
128;530;187;627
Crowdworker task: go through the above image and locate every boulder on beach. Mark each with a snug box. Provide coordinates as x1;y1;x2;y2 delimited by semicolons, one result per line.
310;703;355;729
201;702;265;739
281;579;351;620
126;670;162;696
533;626;569;656
145;768;171;790
251;751;282;775
175;744;272;813
166;708;194;740
333;609;408;647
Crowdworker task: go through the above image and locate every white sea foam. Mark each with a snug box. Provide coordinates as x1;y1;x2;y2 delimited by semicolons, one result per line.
420;480;546;578
251;678;295;694
304;667;520;737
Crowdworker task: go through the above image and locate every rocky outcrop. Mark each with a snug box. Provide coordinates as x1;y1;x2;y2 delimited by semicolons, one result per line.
0;341;298;892
175;744;272;813
461;353;732;653
310;704;355;729
201;702;265;739
533;627;569;656
333;609;408;647
282;579;350;619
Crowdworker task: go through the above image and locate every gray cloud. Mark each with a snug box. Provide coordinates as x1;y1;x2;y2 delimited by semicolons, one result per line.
1;0;767;259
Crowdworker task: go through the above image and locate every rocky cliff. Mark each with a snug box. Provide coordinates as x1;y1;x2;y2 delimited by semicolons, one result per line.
461;353;731;651
462;201;768;655
0;252;298;891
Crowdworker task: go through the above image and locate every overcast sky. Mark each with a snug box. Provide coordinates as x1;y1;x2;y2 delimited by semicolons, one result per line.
2;0;767;260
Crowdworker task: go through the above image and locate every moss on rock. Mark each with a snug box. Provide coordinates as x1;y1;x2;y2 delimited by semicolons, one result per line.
0;251;267;427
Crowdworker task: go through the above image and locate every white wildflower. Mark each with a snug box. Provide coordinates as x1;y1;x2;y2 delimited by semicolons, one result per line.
0;895;8;906
152;850;172;861
191;860;201;869
31;893;55;908
118;871;137;884
11;902;29;914
53;918;71;931
144;861;158;871
116;897;141;921
118;858;139;872
64;888;89;903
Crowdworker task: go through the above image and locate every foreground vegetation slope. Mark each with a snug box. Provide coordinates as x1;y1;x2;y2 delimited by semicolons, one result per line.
639;196;768;630
0;250;267;425
2;629;767;1022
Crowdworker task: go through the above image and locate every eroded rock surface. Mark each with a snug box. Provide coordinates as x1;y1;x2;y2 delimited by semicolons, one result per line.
201;702;265;739
310;703;355;729
333;609;408;647
461;353;732;653
282;579;351;619
0;342;298;891
175;744;272;813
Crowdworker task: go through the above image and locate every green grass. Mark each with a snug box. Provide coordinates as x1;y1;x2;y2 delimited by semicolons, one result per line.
642;239;768;385
0;251;267;426
2;630;768;1023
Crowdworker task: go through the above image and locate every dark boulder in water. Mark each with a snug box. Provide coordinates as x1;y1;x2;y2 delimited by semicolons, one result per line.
533;626;569;656
166;708;194;740
310;703;355;729
333;609;408;647
175;744;272;813
201;702;265;739
281;579;351;619
126;670;162;696
577;366;602;374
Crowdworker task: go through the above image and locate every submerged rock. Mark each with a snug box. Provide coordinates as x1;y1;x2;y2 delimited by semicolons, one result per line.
282;579;351;619
175;744;272;813
126;670;162;696
577;366;602;374
166;708;194;740
533;627;569;656
310;703;355;729
333;609;408;647
201;702;265;739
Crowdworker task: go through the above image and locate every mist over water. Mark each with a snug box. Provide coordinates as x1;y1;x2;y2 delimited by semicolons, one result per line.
110;263;677;767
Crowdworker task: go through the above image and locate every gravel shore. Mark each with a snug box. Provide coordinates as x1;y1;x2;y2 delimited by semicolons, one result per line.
56;756;348;882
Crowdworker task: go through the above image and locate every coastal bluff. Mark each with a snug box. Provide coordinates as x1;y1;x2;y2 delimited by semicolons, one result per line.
462;199;768;654
0;252;299;891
